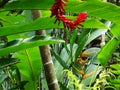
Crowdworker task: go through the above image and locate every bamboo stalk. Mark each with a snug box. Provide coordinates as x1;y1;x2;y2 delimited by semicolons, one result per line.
32;10;60;90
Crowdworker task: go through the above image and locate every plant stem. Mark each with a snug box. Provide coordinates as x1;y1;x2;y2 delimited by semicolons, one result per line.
32;10;60;90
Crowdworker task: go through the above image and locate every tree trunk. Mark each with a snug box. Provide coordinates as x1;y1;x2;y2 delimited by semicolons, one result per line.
32;10;60;90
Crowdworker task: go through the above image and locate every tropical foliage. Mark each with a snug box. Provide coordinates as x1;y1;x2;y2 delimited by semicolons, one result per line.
0;0;120;90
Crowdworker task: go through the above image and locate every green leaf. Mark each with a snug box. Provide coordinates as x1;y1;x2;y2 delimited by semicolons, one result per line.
2;0;120;25
110;70;120;75
0;17;107;37
0;73;8;84
0;14;25;25
83;18;108;29
0;58;20;68
86;28;106;45
86;0;101;1
110;79;120;90
70;30;78;50
66;0;120;24
15;47;42;90
2;0;54;10
75;29;90;59
86;21;111;45
81;64;101;86
83;47;101;64
110;79;120;84
0;17;62;37
60;44;78;67
0;36;64;57
52;51;67;68
110;24;120;40
98;38;120;67
110;64;120;70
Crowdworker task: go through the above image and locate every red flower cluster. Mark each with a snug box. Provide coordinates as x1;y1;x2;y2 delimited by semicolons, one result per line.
50;0;87;30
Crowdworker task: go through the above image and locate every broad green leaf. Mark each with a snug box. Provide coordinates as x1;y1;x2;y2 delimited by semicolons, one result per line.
0;58;20;68
86;21;111;45
81;64;101;86
98;38;120;67
0;73;8;84
108;82;120;89
110;64;120;70
110;70;120;75
110;79;120;84
0;15;25;25
70;30;78;51
53;50;67;80
110;24;120;40
86;28;106;45
69;30;78;62
15;47;42;90
0;36;64;57
23;10;33;22
83;48;101;64
75;29;90;60
2;0;54;10
75;36;88;59
2;0;120;25
52;51;67;69
0;17;62;37
60;44;78;66
54;59;63;80
41;10;51;17
0;17;107;37
86;0;101;1
83;18;108;29
66;0;120;24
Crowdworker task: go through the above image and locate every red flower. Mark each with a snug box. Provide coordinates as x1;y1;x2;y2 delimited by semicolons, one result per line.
59;15;75;29
50;0;87;30
74;12;87;28
50;0;68;17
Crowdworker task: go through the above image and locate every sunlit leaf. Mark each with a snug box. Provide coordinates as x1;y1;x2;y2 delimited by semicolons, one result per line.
75;29;90;60
0;17;107;37
110;70;120;75
15;47;42;90
110;79;120;84
110;24;120;40
2;0;54;10
86;21;111;45
0;36;64;57
66;0;120;24
110;64;120;70
98;38;120;67
2;0;120;25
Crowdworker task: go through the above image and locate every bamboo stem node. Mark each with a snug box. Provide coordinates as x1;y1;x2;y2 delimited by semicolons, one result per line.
44;60;53;65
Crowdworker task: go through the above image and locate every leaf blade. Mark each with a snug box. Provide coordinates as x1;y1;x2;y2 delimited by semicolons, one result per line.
98;38;120;67
0;36;64;57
